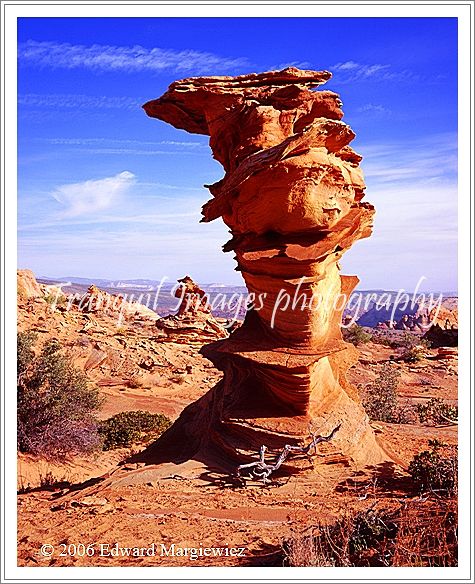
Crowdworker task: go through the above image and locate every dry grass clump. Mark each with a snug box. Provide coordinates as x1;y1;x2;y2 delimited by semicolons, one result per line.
283;499;457;567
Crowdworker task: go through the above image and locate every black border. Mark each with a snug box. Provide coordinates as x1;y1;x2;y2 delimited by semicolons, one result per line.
1;2;473;582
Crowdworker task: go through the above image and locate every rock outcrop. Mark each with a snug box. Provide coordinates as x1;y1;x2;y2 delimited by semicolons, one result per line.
155;276;228;343
143;67;386;470
74;284;158;322
423;305;458;347
17;269;44;300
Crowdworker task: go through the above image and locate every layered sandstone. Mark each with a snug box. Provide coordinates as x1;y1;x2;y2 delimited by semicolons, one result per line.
155;276;228;343
143;68;386;470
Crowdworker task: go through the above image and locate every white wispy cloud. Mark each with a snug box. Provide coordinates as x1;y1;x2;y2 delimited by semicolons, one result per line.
35;136;208;155
18;93;143;110
358;132;457;186
270;60;312;70
18;40;249;74
51;171;135;218
41;138;204;148
330;61;418;84
79;148;206;156
356;103;391;116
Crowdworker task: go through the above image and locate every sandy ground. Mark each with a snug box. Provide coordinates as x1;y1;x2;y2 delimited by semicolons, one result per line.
17;301;458;567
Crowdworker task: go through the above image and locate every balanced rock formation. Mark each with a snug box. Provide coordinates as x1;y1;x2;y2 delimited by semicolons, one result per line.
175;275;212;316
143;68;386;470
155;276;228;343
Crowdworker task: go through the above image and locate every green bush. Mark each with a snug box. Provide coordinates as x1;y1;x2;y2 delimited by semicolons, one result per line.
362;363;401;422
99;410;172;450
343;324;372;346
17;333;103;459
399;334;431;362
400;346;425;363
284;506;397;567
417;398;458;425
17;330;38;376
408;440;457;495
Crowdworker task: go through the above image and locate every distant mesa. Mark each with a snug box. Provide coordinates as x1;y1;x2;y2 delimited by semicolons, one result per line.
359;297;458;334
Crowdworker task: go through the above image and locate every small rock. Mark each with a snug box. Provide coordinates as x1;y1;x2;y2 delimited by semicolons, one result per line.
92;503;114;514
50;502;68;512
79;495;108;507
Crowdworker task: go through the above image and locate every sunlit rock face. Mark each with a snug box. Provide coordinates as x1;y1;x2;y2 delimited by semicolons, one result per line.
143;68;386;469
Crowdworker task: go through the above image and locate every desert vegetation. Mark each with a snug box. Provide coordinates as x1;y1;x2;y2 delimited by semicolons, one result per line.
99;410;171;450
408;440;458;496
342;324;372;346
17;331;103;459
16;276;458;568
360;363;417;424
17;331;171;459
416;399;458;426
282;498;457;567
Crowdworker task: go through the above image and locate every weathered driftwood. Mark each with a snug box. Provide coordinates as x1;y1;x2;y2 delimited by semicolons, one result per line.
237;424;341;483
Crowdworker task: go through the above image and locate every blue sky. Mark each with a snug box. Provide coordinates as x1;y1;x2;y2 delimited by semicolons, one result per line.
18;17;458;291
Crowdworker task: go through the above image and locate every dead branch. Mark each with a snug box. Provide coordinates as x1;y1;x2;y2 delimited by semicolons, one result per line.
439;412;458;425
237;423;341;484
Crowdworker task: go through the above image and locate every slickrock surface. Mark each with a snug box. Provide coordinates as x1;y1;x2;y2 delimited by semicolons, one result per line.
140;67;386;473
74;284;159;322
17;271;458;566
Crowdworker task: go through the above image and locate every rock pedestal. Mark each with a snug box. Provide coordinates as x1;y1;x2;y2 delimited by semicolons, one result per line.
143;68;386;470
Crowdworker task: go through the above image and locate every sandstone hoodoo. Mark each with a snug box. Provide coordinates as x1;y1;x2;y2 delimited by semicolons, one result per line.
143;67;386;471
155;276;228;343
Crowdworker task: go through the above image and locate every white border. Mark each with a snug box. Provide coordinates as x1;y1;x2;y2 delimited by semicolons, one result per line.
2;1;473;582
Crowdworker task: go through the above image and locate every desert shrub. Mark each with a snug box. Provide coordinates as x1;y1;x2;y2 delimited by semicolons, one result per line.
400;345;426;363
283;500;457;567
98;410;172;450
38;470;69;489
391;400;418;424
17;333;103;459
408;440;457;496
370;332;395;347
416;398;458;425
284;506;397;567
398;334;431;362
362;364;418;424
17;330;38;376
342;324;372;346
362;363;400;422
